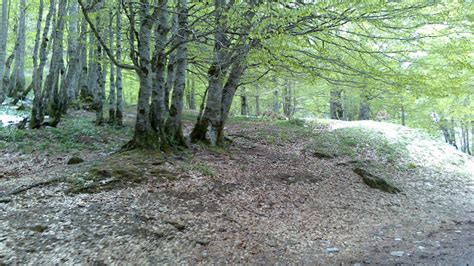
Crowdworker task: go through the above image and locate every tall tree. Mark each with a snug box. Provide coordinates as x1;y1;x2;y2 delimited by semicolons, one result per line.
31;0;56;128
8;0;27;100
0;0;9;103
165;0;188;146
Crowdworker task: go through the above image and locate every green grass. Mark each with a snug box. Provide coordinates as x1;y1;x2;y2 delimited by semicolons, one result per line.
0;113;133;154
304;126;409;165
180;162;217;177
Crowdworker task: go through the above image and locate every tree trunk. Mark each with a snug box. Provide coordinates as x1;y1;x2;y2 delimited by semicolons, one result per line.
190;75;196;110
273;89;279;113
240;87;248;116
217;62;245;143
0;0;8;103
165;0;187;146
107;6;116;123
190;0;228;145
283;80;291;117
449;119;457;149
13;0;45;105
31;0;56;128
62;0;80;106
164;12;178;113
358;94;370;120
115;2;123;126
8;0;26;100
78;18;90;104
150;0;169;142
44;0;67;127
255;95;260;116
330;89;343;120
125;0;158;149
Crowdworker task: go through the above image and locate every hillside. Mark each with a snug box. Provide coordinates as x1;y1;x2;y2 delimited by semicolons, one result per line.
0;111;473;264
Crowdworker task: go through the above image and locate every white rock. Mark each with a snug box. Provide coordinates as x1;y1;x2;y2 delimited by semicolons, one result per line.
390;251;404;257
326;247;339;253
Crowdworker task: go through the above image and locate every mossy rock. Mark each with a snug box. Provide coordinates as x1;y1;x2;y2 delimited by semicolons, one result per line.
354;167;401;194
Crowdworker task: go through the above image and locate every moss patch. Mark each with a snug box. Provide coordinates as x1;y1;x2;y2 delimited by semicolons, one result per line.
67;149;181;194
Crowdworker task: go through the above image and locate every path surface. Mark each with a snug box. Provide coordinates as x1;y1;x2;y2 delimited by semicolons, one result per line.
1;121;473;264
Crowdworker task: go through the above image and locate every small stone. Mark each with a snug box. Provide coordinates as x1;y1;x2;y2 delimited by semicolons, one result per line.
394;237;402;241
67;156;84;165
165;220;186;231
454;230;462;233
29;225;48;233
417;246;425;250
326;247;339;253
390;251;404;257
195;238;210;246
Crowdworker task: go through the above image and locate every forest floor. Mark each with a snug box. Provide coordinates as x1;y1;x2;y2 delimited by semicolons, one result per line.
0;108;473;264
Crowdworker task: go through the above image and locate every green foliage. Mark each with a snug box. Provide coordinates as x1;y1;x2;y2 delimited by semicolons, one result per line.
180;162;216;177
0;113;132;154
305;126;409;165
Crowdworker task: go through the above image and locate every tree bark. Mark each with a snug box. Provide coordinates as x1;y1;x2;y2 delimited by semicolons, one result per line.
8;0;26;100
125;0;158;149
150;0;169;142
115;2;124;126
108;6;116;123
330;89;343;120
240;87;248;116
358;93;370;120
44;0;67;127
165;0;187;146
0;0;8;103
190;0;228;145
31;0;56;128
62;0;80;105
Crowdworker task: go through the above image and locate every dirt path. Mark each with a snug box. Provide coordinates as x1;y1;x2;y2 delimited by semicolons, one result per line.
1;122;473;264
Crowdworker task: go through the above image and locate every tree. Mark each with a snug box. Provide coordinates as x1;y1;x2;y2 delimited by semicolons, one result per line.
0;0;9;103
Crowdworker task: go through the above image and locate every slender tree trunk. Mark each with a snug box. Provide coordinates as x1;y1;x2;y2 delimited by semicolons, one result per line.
44;0;67;127
217;62;245;142
273;89;279;113
449;119;457;149
13;0;45;105
115;2;123;126
78;18;89;103
2;53;13;92
283;80;291;117
0;0;8;103
164;12;178;113
330;89;343;120
31;0;56;128
190;75;196;110
358;93;370;120
108;6;116;123
165;0;187;146
62;0;80;105
240;87;248;116
255;95;260;116
8;0;26;100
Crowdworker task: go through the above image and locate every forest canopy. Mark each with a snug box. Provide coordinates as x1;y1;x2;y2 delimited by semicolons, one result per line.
0;0;471;152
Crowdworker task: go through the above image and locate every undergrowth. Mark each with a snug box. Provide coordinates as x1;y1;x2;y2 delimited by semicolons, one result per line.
0;112;132;154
